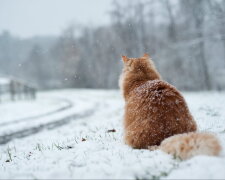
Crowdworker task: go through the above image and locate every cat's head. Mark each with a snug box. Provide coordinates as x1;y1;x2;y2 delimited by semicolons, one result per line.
121;53;152;72
119;53;161;94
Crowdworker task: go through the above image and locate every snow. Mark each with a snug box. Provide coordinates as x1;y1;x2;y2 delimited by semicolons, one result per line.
0;78;10;85
0;90;96;137
166;156;225;179
0;89;225;179
0;97;70;125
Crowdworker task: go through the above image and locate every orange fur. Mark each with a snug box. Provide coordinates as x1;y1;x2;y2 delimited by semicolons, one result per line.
159;132;221;160
120;54;197;149
120;54;222;160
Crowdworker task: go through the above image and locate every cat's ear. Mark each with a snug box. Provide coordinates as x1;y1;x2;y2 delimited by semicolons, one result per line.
143;53;150;59
122;55;129;63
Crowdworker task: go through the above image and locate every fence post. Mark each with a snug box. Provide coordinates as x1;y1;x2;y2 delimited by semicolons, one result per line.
31;87;36;100
10;80;15;101
24;84;28;100
0;85;1;103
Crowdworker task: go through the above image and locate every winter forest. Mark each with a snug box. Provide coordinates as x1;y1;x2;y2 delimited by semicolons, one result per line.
1;0;225;91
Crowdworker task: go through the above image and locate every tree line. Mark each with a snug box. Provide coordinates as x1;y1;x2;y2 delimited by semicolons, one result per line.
0;0;225;90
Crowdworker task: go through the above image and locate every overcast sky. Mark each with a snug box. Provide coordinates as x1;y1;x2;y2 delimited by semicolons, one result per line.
0;0;112;38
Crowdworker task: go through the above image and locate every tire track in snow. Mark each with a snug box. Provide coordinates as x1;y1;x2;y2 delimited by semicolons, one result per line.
0;98;73;127
0;102;99;145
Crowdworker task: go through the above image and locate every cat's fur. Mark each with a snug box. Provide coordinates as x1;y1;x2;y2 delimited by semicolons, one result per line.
120;54;221;159
159;132;221;160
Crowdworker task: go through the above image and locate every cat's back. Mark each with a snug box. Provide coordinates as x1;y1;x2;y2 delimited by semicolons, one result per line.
132;79;183;102
128;79;188;116
126;79;196;136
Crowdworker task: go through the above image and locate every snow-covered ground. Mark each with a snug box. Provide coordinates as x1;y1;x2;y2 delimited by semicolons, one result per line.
0;89;225;179
0;97;70;125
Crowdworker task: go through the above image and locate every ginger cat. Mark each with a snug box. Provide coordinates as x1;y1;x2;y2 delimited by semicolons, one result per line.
120;54;221;159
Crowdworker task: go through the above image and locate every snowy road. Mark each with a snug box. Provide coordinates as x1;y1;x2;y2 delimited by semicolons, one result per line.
0;90;98;144
0;89;225;179
0;98;73;127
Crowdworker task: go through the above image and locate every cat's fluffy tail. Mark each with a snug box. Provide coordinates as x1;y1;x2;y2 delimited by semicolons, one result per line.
149;132;222;160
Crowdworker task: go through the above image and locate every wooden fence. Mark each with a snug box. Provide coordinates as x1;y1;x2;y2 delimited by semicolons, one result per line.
0;78;36;103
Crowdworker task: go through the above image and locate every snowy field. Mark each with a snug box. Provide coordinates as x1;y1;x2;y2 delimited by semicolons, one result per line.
0;89;225;179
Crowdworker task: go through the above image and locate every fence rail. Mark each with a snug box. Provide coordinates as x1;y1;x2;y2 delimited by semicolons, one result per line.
0;78;36;103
